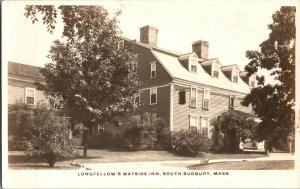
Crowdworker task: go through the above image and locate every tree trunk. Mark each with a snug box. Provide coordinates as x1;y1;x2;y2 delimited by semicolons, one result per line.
83;129;88;158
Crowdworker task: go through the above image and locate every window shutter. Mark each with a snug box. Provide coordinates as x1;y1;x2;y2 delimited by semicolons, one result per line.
179;90;186;104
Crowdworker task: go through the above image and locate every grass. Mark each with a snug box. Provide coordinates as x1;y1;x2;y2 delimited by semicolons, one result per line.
8;149;268;170
188;160;294;170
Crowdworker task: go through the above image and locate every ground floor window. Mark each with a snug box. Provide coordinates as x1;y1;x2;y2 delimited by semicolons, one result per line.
189;115;210;137
189;115;198;132
200;117;209;137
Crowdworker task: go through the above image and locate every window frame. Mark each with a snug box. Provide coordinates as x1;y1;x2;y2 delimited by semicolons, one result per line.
212;64;220;78
134;92;141;106
232;69;239;83
150;87;157;105
189;114;199;132
200;116;209;137
202;89;210;109
117;40;124;49
229;95;236;109
25;87;36;105
132;115;141;123
190;86;197;108
189;55;198;73
150;62;156;79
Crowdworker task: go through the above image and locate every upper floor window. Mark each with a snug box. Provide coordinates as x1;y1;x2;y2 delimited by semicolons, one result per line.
232;70;239;83
190;87;197;107
212;64;219;78
25;87;35;105
118;40;124;49
202;89;210;109
150;87;157;105
229;95;236;109
189;115;198;132
150;62;156;79
190;56;198;73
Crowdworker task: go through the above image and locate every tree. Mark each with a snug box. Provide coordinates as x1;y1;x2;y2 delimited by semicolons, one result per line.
241;7;295;149
25;102;77;167
25;6;141;158
210;110;258;152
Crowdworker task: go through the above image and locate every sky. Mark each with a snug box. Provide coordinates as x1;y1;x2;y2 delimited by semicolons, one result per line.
2;0;298;83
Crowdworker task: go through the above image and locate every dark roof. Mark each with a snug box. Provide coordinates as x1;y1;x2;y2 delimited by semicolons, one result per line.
8;61;44;80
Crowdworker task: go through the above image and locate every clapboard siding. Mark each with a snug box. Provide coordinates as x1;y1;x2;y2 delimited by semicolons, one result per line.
134;85;170;126
134;45;172;88
172;84;252;132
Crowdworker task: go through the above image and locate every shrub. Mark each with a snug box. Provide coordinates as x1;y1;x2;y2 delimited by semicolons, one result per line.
210;110;258;152
9;101;77;167
123;113;171;150
170;130;211;156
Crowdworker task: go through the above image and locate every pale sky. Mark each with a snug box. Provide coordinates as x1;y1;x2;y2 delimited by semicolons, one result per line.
2;1;297;82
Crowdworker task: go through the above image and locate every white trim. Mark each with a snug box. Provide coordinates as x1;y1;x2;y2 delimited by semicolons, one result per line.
189;54;198;73
149;87;157;105
189;114;199;131
212;63;220;78
25;87;36;105
190;86;197;107
150;61;156;79
9;75;46;85
170;83;174;131
202;89;210;109
140;84;170;91
232;69;239;83
117;40;124;49
173;79;248;97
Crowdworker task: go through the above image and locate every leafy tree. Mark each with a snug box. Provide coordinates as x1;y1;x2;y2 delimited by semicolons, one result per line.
25;102;77;167
25;6;141;158
242;6;295;149
210;110;258;152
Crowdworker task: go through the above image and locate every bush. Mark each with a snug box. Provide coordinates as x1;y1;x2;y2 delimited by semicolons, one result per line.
170;130;211;156
9;101;77;167
210;110;258;152
123;113;171;150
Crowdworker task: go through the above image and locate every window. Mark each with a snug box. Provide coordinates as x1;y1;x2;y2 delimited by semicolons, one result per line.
249;75;256;88
150;62;156;79
229;95;235;108
202;89;210;109
118;40;124;49
190;87;197;107
212;64;219;78
132;115;141;123
152;114;157;123
232;70;239;83
25;87;35;105
200;117;209;137
134;92;140;106
150;87;157;105
179;89;186;105
189;115;198;132
190;57;198;73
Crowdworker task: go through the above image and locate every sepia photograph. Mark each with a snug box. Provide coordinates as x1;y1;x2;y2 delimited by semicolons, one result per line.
2;0;300;188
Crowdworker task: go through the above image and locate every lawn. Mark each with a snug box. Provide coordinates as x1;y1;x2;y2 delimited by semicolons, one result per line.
8;149;268;170
188;160;294;170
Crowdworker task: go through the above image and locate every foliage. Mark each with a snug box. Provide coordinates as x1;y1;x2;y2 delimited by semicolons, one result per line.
210;110;258;152
26;6;141;157
8;100;38;150
87;131;125;148
123;113;157;150
242;6;295;149
25;102;77;167
170;130;211;156
123;113;171;150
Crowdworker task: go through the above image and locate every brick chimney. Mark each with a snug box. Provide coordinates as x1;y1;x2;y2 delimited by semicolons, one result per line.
192;40;209;59
140;25;158;46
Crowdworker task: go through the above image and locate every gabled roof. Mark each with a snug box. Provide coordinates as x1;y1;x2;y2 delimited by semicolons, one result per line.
221;64;241;72
8;61;44;80
178;52;196;61
152;50;250;94
200;58;222;66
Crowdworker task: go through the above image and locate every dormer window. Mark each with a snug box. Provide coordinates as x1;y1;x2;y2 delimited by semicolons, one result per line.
190;56;198;73
232;70;239;83
212;64;219;78
249;75;256;88
150;62;156;79
118;40;124;49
